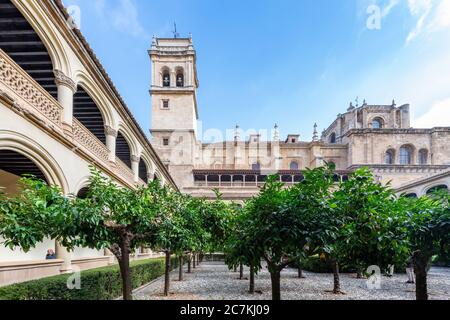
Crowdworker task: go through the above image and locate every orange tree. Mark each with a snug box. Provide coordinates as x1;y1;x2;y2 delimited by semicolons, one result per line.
243;176;310;300
64;168;164;300
0;178;70;258
405;191;450;300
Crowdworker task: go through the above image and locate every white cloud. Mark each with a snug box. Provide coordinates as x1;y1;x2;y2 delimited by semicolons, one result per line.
382;0;401;17
110;0;147;38
413;98;450;128
65;0;148;39
406;0;433;42
405;0;450;43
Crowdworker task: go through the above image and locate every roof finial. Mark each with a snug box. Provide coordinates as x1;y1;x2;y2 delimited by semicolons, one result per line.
273;123;280;141
392;99;396;107
313;123;319;142
348;102;355;111
355;96;359;108
172;22;180;39
234;124;240;142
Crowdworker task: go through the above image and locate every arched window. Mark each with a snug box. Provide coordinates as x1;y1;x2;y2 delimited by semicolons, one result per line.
329;133;336;144
176;70;184;87
290;161;299;170
399;145;413;165
116;131;132;168
372;117;384;129
426;185;448;195
252;162;261;171
138;159;148;183
418;149;428;165
162;68;170;87
73;86;106;145
404;193;418;199
385;149;395;165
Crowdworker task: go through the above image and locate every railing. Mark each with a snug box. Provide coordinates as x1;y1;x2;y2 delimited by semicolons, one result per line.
72;119;110;163
0;49;139;188
115;158;136;186
0;49;62;128
194;182;295;188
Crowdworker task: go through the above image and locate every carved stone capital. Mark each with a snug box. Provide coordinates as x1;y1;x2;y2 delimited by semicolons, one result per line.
131;155;140;163
104;125;118;138
54;70;77;92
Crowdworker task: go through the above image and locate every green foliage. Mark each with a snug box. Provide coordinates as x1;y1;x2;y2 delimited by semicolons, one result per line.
0;257;179;300
405;191;450;261
332;168;410;274
0;177;69;252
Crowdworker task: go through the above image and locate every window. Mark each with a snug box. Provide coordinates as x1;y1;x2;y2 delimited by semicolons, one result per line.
329;133;336;144
162;72;170;87
291;138;296;143
162;100;169;109
399;145;413;165
385;149;395;164
372;117;383;129
290;161;299;170
252;162;261;171
176;72;184;87
418;149;428;165
163;138;170;146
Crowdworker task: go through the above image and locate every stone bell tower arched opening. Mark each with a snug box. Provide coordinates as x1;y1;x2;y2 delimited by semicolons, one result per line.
149;36;199;188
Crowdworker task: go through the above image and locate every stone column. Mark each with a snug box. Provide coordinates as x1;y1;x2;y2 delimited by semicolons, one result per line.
54;70;77;133
105;126;118;163
131;155;140;183
55;240;73;274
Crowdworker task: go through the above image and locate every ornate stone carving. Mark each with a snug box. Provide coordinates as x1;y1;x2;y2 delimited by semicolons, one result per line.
131;155;140;163
0;51;62;126
73;119;109;163
104;125;118;137
54;70;77;92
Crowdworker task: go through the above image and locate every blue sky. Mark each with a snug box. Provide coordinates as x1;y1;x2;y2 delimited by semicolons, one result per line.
63;0;450;141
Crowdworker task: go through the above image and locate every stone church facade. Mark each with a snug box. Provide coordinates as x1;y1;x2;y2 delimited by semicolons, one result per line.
150;37;450;200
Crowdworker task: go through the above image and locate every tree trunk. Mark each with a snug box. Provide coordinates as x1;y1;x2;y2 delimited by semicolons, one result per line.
164;250;171;296
118;241;132;300
413;251;429;301
270;270;281;300
193;253;196;269
187;254;192;273
249;263;255;294
356;270;363;279
298;267;305;278
178;255;183;281
239;263;244;280
332;259;341;294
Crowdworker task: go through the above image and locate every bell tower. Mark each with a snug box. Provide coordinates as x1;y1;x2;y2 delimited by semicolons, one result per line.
149;36;199;187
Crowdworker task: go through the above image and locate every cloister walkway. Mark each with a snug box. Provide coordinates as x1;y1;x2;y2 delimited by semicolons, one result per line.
134;261;450;300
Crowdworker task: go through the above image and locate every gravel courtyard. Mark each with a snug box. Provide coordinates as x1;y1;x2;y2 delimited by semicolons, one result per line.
134;261;450;300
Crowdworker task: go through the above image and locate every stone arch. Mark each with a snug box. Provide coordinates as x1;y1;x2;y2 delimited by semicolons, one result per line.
418;148;429;165
117;123;139;157
0;130;68;193
73;70;116;129
290;161;299;170
329;132;337;144
370;116;385;129
175;66;185;87
73;175;91;197
425;184;448;195
399;144;415;165
161;66;171;87
385;148;396;165
1;0;71;99
11;0;71;75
